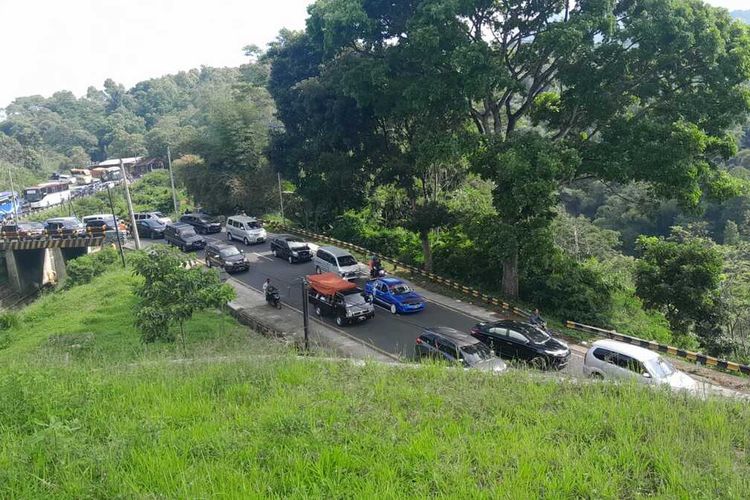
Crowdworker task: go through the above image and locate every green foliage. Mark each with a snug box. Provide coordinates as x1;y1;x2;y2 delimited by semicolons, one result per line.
724;220;741;245
65;248;121;288
0;312;20;331
131;246;235;344
635;233;724;341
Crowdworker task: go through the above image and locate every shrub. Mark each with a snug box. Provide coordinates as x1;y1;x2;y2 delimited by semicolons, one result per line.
0;312;19;330
65;248;121;288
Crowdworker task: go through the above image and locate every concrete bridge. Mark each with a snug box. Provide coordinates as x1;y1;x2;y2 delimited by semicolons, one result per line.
0;235;106;295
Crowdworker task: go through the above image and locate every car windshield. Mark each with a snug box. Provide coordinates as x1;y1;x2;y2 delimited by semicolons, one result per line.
337;255;357;267
220;247;241;257
246;222;261;229
153;212;165;218
342;292;366;306
181;228;197;237
459;342;493;366
644;357;676;379
390;284;411;295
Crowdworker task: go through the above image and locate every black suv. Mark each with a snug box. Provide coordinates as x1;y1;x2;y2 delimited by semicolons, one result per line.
136;219;166;239
470;320;570;370
179;213;221;234
44;217;85;238
205;242;249;273
415;327;507;372
270;234;312;263
164;222;206;251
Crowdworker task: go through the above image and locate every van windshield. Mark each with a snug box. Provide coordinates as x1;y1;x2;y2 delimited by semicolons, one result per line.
337;255;357;267
342;292;366;306
644;357;676;379
220;247;241;257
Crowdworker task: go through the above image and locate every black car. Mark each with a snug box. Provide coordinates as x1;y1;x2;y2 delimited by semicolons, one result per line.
415;327;507;372
44;217;85;238
1;222;45;240
470;320;571;370
164;222;206;251
270;234;313;263
179;213;221;234
205;242;249;273
136;219;166;239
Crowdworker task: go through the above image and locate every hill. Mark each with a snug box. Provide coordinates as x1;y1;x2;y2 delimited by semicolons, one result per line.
0;265;748;497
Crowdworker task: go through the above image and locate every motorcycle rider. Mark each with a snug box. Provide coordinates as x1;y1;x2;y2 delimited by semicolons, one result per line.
369;255;383;278
529;308;546;328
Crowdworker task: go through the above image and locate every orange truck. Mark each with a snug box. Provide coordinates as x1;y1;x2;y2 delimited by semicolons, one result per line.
307;272;375;326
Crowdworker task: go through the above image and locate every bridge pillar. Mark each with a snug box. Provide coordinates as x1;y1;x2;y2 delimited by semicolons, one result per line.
44;248;67;289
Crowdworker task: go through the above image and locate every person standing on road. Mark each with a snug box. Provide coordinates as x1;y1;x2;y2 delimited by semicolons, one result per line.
263;278;271;294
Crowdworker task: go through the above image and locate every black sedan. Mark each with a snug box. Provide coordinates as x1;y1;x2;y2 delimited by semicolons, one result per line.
470;319;570;370
136;219;166;239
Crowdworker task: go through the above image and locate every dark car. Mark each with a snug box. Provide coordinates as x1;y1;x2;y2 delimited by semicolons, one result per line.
1;221;45;240
270;234;312;263
44;217;85;238
179;213;221;234
470;320;571;370
205;242;249;273
136;219;166;239
164;222;206;251
415;327;507;372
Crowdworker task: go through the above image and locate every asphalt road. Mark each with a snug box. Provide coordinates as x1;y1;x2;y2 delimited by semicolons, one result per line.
152;229;582;374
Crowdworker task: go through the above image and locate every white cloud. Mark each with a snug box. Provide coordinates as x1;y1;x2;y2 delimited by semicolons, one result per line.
0;0;313;107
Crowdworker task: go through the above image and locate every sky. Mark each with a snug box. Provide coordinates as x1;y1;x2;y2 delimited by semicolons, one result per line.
0;0;747;109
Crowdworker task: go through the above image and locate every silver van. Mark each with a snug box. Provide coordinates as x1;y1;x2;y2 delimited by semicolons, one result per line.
313;246;360;281
226;215;267;245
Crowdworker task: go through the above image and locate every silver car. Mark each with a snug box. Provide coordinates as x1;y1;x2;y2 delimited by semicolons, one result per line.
226;215;267;245
313;246;360;281
583;339;697;391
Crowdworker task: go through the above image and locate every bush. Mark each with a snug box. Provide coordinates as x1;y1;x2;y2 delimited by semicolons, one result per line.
65;248;121;288
330;209;423;264
0;312;19;330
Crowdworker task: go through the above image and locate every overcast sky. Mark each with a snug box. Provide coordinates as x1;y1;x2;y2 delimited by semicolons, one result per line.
0;0;746;109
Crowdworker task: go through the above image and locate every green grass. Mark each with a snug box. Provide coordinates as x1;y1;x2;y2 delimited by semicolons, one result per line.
0;266;283;365
0;266;748;497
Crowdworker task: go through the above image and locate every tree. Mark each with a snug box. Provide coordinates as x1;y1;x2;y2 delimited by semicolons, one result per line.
283;0;750;299
724;220;741;245
131;246;235;351
634;233;724;342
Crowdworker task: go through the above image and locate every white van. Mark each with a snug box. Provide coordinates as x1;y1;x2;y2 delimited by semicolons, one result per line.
313;246;360;281
226;215;267;245
583;339;697;391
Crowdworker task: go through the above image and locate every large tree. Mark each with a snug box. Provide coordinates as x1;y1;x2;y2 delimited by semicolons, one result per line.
270;0;750;298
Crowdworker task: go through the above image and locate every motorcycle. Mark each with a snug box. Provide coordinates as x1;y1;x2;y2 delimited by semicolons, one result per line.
265;287;281;309
370;265;386;278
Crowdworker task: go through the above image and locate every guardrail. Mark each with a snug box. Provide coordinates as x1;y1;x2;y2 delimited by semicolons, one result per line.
270;222;750;376
565;321;750;375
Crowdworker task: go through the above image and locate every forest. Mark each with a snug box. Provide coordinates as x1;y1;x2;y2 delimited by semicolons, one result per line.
2;1;750;362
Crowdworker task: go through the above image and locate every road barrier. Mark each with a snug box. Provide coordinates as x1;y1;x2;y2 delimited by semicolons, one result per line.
565;320;750;375
269;221;750;376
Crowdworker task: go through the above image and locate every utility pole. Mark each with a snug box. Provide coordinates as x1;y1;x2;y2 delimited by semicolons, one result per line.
7;168;18;220
120;159;141;250
167;146;178;214
301;278;310;351
106;184;126;268
277;171;285;226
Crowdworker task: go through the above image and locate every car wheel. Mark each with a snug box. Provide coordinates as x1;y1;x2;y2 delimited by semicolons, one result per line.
390;304;397;315
315;266;322;274
335;316;344;326
315;306;321;316
530;357;548;370
288;256;294;264
591;372;604;379
243;237;249;246
272;248;278;257
227;232;232;241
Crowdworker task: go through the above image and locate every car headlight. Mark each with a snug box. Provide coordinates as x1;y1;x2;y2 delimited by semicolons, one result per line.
292;251;299;256
346;310;353;317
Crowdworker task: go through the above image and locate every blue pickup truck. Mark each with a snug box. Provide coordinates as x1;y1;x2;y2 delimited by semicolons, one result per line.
363;277;426;314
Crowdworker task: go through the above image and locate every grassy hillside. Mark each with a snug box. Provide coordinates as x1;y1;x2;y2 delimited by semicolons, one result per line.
0;268;748;497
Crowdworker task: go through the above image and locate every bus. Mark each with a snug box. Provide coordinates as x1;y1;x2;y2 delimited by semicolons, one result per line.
91;166;123;183
0;191;19;220
70;168;94;185
23;182;71;209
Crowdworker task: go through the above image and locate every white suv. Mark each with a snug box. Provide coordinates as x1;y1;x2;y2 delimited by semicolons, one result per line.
226;215;267;245
583;339;697;391
313;246;360;281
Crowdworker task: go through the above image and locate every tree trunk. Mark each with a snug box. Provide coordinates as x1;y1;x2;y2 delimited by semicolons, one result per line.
502;248;519;299
421;231;433;272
